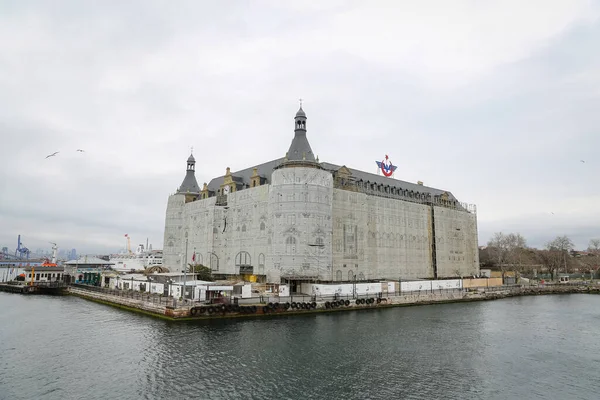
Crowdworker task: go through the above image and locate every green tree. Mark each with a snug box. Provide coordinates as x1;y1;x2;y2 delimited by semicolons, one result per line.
188;263;213;281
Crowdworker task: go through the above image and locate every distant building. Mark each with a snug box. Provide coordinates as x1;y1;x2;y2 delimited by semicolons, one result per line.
164;105;479;288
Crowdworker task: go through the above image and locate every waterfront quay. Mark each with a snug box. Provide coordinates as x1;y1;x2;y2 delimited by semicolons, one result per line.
67;282;600;321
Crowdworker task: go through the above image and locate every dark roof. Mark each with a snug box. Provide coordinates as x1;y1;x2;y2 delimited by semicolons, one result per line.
208;158;282;192
286;132;315;162
320;162;455;199
178;171;200;194
187;153;195;162
207;158;458;201
295;107;306;117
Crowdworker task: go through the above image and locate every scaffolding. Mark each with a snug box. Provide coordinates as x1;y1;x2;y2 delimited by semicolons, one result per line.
332;176;477;214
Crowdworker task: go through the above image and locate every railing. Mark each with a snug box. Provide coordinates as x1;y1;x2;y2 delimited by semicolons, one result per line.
71;284;177;307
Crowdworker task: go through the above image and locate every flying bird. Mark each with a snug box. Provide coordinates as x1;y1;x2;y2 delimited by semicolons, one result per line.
45;152;59;159
76;149;85;152
580;160;585;163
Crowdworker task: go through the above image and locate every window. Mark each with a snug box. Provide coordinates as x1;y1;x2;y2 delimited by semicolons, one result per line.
258;253;265;267
335;270;342;281
209;253;219;271
348;270;355;281
316;237;324;246
241;224;246;232
235;251;251;266
260;222;266;231
286;236;297;254
287;214;296;225
358;272;365;281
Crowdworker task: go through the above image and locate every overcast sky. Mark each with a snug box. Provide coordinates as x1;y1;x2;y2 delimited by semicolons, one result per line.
1;0;599;255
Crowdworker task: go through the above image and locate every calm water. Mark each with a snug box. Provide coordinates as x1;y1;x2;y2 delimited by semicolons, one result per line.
1;293;599;400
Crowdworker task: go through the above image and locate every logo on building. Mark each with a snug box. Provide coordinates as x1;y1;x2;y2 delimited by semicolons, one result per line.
376;155;397;177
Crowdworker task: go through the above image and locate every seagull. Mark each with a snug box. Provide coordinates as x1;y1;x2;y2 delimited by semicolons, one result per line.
45;152;59;159
76;149;85;152
580;160;585;163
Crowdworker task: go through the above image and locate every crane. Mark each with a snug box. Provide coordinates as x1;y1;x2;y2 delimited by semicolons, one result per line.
15;235;30;260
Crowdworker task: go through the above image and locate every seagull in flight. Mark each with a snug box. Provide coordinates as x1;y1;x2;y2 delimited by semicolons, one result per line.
580;160;585;163
45;152;59;159
76;149;85;152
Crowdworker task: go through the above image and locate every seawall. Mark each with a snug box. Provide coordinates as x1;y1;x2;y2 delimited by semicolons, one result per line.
65;284;600;321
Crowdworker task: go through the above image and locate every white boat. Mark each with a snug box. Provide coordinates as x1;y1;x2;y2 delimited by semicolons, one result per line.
109;243;163;272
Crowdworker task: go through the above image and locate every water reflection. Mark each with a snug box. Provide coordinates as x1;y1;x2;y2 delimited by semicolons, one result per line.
0;293;599;400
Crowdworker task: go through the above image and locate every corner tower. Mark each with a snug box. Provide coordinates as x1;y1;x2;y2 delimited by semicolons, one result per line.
177;151;200;203
268;104;334;284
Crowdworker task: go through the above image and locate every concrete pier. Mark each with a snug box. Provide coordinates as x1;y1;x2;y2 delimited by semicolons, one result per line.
65;283;600;321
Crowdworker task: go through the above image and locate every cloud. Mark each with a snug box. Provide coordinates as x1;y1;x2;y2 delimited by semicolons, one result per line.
1;0;599;255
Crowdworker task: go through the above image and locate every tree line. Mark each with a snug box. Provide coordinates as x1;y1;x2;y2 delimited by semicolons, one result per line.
481;233;600;280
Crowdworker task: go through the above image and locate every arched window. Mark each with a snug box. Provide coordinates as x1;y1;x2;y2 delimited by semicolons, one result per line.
335;270;342;281
358;272;365;281
208;252;219;271
235;251;251;266
258;253;265;268
194;253;203;265
241;224;247;232
286;236;296;254
348;270;355;281
260;221;265;231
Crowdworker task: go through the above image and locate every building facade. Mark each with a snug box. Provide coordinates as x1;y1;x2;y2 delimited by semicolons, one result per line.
163;106;479;285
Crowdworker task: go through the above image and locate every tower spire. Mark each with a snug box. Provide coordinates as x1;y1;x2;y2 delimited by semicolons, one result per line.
284;103;314;162
177;150;200;195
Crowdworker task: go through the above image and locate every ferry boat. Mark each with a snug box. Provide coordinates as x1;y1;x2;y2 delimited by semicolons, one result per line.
109;244;163;272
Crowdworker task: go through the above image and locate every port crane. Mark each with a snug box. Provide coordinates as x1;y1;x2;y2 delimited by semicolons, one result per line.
15;235;30;260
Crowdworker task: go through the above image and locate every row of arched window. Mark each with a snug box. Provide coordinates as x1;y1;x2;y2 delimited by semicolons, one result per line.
335;270;366;281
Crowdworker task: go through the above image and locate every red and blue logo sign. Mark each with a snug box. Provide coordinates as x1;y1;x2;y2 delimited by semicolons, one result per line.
376;155;397;177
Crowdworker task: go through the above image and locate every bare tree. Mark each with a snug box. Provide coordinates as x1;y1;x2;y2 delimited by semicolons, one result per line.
546;235;575;275
487;232;527;281
535;249;563;280
487;232;510;279
588;239;600;254
506;233;527;281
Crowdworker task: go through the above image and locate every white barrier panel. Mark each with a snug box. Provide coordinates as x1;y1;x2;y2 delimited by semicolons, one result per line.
300;282;383;296
401;279;463;292
278;285;290;296
432;279;462;290
401;280;432;292
241;284;252;299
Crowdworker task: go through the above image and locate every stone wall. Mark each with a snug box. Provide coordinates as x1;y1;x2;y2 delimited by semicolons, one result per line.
332;190;433;281
433;206;479;278
163;194;187;269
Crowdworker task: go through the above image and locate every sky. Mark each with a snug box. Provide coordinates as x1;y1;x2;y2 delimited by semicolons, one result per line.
1;0;599;255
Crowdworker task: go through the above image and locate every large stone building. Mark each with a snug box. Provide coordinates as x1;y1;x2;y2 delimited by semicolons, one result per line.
163;106;479;288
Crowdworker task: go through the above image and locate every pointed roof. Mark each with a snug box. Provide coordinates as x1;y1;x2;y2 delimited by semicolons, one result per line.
178;172;200;194
295;106;306;118
178;153;200;194
286;106;315;162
